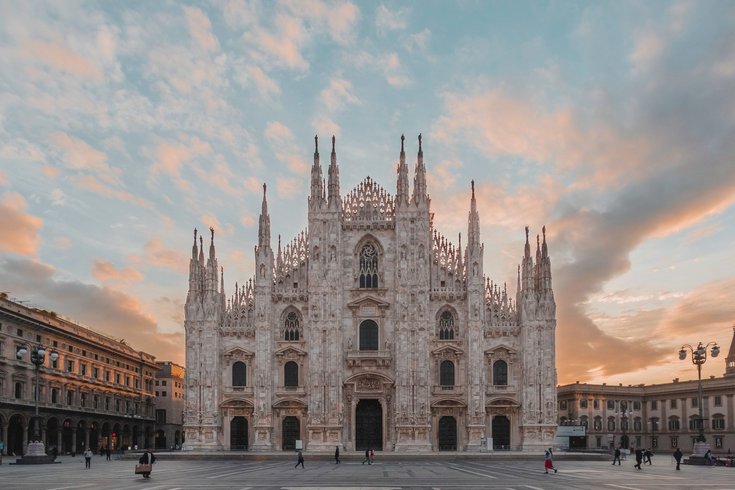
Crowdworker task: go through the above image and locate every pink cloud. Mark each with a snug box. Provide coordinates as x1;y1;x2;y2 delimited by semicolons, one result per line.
0;170;6;185
241;65;281;97
184;6;220;52
91;259;145;284
265;121;310;176
319;78;360;112
51;132;116;181
129;237;189;273
252;14;308;70
68;175;150;207
149;136;212;190
0;192;43;256
276;176;301;197
27;40;102;80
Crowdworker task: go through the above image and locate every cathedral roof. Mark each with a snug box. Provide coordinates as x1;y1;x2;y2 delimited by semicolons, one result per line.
342;176;395;227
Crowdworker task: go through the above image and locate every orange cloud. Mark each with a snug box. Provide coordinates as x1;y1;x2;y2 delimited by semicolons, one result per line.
91;259;145;284
131;238;189;273
265;121;309;176
252;14;308;70
0;170;6;185
0;192;43;256
184;6;219;52
27;41;102;80
68;175;150;207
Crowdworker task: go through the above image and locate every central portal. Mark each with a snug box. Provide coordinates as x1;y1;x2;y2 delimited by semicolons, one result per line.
356;399;383;451
282;416;300;451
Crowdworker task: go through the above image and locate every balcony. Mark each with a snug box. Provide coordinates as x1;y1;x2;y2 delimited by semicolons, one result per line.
223;385;254;396
346;350;392;368
486;384;516;395
432;385;465;396
275;386;306;397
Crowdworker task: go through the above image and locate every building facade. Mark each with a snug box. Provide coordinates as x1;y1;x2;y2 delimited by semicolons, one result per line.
184;135;557;452
0;294;158;456
154;361;185;449
557;327;735;453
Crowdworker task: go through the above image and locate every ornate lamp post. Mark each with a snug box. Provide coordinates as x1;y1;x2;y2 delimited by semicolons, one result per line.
618;401;629;449
678;341;719;456
16;344;59;463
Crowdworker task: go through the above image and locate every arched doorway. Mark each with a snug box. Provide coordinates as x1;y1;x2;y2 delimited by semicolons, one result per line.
8;414;25;456
230;417;248;450
46;418;59;450
438;416;457;451
155;430;166;449
101;422;110;451
282;416;300;451
356;399;382;451
62;419;73;454
89;422;99;451
492;415;510;450
132;425;140;449
111;423;121;451
175;430;182;449
76;421;86;453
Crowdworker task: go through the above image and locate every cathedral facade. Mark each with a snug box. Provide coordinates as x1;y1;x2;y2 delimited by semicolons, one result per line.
183;135;557;452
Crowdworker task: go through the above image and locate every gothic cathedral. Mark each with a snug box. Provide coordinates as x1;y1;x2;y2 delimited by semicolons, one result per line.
184;135;557;452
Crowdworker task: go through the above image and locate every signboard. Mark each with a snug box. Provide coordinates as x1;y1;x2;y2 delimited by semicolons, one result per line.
556;425;586;437
295;440;303;450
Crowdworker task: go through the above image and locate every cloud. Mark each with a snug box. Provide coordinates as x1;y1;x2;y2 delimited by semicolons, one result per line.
149;136;212;191
129;237;189;273
407;28;431;52
250;14;309;70
184;6;220;52
350;50;412;87
276;176;301;197
51;132;116;181
283;0;360;45
0;170;6;185
27;40;102;81
0;257;184;363
236;64;281;98
375;4;407;34
319;78;361;112
91;259;145;284
0;192;43;256
265;121;309;175
68;174;150;207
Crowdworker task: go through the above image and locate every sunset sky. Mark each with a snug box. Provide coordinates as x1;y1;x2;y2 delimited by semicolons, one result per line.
1;1;734;385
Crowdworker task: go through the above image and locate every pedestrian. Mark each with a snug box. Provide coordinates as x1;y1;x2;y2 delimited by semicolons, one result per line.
612;446;621;465
644;448;653;465
369;448;375;464
334;446;340;464
673;448;682;470
363;448;371;465
704;449;713;465
138;449;156;479
544;448;557;474
83;448;93;469
295;450;305;469
634;448;643;469
105;446;111;461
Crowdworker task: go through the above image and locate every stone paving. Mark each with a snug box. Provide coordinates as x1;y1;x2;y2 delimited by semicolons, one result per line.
0;454;733;490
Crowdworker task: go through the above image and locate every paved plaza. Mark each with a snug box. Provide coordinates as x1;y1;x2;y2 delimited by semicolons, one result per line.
1;454;734;490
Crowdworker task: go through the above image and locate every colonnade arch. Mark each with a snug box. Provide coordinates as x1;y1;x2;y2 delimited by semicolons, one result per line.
0;411;154;456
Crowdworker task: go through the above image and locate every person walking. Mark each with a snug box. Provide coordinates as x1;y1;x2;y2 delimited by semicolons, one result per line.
105;446;111;461
83;448;93;469
644;448;653;465
334;446;340;464
138;449;156;479
295;450;305;469
673;448;683;470
612;446;622;465
369;448;375;464
544;448;557;474
363;448;371;465
704;449;713;465
634;448;643;469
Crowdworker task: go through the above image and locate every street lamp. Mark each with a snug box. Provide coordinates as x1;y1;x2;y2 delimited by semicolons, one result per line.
678;341;719;447
618;401;629;449
16;345;59;462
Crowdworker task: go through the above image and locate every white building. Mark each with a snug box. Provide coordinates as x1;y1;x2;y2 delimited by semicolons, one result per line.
183;135;557;452
557;327;735;454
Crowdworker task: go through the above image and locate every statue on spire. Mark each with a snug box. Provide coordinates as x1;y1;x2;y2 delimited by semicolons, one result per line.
418;133;422;152
210;226;215;243
332;135;336;153
314;135;318;153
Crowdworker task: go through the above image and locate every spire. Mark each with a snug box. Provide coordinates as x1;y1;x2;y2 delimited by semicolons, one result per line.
188;228;200;294
310;135;323;207
542;225;548;258
209;226;216;260
327;135;341;208
522;226;534;292
725;325;735;377
412;133;427;205
192;228;198;259
258;183;271;249
467;180;480;250
198;234;204;262
396;134;409;206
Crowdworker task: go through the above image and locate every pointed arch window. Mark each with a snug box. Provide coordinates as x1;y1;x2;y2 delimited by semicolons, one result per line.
359;320;379;351
440;360;455;386
493;360;508;386
359;244;379;288
232;361;246;387
284;311;301;341
438;311;455;339
284;361;299;387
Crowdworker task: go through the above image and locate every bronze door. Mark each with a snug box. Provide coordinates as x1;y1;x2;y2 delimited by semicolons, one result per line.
356;399;382;451
438;416;457;451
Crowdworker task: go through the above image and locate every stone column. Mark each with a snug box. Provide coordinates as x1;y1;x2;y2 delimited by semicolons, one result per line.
1;422;8;455
56;430;62;453
22;423;29;455
71;430;77;454
85;428;90;449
